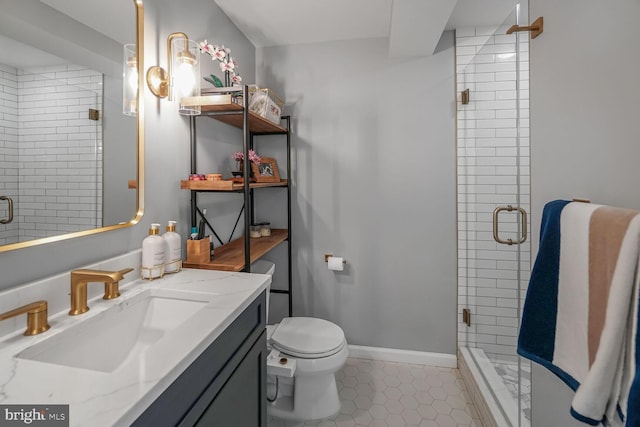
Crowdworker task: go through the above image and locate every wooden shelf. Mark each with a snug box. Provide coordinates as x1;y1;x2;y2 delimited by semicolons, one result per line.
180;93;287;134
180;179;288;191
183;229;288;272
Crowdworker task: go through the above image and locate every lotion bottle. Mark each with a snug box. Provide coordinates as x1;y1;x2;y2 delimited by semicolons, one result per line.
141;223;166;279
163;220;182;273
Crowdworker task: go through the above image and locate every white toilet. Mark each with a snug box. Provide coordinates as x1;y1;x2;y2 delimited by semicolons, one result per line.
252;260;348;422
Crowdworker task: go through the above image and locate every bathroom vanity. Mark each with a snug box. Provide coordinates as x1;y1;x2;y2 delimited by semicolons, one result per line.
133;288;267;426
0;259;269;427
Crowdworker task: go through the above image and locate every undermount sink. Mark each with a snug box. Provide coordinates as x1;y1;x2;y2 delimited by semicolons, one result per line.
16;288;217;373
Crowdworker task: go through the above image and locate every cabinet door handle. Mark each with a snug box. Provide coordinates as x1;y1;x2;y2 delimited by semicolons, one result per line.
0;196;13;224
493;205;527;245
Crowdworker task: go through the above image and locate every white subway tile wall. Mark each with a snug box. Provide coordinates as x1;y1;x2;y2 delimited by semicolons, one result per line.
1;64;103;244
456;26;531;362
0;63;19;245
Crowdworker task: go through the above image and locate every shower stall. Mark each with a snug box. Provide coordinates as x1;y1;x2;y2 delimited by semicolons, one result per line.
0;63;103;246
456;2;532;426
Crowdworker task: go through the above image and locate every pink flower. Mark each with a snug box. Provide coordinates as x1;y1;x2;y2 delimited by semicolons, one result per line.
232;150;261;165
219;60;235;73
199;41;215;56
199;40;242;86
212;47;226;61
249;150;261;164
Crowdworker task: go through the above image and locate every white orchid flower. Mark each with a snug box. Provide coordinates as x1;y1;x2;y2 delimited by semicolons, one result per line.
219;60;235;73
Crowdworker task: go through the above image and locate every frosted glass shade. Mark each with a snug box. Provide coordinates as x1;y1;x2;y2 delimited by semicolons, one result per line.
122;43;137;117
171;37;200;116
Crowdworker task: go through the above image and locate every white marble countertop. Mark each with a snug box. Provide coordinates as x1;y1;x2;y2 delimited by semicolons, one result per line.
0;268;270;426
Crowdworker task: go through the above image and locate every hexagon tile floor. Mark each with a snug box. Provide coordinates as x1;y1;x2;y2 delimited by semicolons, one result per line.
267;357;483;427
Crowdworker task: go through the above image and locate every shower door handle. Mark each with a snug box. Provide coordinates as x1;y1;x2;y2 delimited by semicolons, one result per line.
493;205;527;245
0;196;13;224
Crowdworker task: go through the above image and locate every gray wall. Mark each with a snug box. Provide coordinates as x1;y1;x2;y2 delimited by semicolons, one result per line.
103;75;137;226
1;0;457;357
256;34;458;354
146;0;257;249
529;0;640;425
0;0;254;289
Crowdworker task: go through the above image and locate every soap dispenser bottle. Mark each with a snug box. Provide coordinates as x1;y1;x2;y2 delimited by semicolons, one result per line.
163;220;182;273
141;223;166;279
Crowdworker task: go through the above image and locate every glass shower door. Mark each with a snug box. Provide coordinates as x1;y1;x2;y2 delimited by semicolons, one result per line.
456;2;531;426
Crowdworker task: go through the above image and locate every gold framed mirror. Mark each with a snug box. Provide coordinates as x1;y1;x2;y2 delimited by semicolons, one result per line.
0;0;144;252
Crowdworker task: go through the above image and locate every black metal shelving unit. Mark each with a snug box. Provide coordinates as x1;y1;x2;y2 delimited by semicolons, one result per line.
181;86;292;317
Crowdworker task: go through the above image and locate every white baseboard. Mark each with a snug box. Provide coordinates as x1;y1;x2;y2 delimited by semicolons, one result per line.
347;344;457;368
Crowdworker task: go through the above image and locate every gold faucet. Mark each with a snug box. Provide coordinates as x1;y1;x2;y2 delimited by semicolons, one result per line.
69;268;134;315
0;300;50;336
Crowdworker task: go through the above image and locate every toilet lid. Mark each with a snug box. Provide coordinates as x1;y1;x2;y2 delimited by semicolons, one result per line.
271;317;345;358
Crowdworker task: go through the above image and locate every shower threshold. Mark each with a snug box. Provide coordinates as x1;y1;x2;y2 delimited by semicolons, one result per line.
459;346;531;427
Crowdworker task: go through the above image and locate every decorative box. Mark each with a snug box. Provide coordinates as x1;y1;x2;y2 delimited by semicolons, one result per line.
248;88;284;125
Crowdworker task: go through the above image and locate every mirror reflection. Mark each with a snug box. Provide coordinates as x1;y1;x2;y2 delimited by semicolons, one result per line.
0;0;139;248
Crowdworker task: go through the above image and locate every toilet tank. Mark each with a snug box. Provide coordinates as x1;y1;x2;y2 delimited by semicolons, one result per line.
251;260;275;276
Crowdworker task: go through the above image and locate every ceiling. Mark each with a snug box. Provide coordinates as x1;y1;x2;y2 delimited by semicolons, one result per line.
0;0;132;69
0;34;66;68
40;0;133;45
4;0;516;69
214;0;516;56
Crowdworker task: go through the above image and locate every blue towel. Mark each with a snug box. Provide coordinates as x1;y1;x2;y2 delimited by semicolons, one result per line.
518;200;640;426
518;199;574;385
627;312;640;427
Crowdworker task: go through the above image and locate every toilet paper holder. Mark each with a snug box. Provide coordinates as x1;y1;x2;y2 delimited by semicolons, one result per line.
324;254;347;265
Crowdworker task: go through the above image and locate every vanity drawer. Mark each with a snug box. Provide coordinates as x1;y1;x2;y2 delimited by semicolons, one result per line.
132;290;266;426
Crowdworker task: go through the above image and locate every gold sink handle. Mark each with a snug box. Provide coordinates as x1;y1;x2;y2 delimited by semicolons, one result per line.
103;268;135;300
69;268;134;315
0;300;50;336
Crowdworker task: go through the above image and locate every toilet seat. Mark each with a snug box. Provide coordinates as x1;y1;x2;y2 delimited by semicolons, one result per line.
270;317;345;359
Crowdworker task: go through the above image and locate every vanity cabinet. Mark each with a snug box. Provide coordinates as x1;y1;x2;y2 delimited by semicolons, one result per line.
180;86;293;317
132;291;267;426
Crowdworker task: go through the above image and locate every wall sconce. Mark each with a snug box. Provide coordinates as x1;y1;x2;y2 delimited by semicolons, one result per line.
122;43;138;117
146;32;201;115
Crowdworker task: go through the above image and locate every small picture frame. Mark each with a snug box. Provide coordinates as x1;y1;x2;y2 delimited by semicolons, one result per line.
252;157;280;183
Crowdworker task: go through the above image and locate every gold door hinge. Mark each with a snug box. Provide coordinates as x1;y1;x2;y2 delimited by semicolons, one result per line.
461;89;470;105
462;308;471;327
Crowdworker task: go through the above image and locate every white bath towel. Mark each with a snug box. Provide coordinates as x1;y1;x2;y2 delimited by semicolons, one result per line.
518;200;640;426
